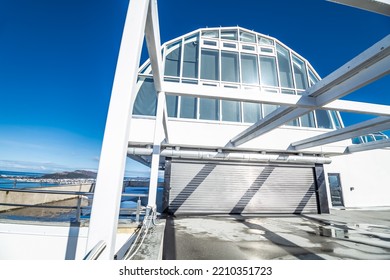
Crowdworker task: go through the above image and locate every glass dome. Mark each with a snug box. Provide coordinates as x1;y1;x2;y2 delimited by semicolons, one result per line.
133;27;342;130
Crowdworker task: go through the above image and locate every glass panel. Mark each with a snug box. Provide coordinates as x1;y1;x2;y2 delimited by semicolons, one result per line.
263;104;278;117
240;31;256;43
258;36;274;45
199;98;219;120
276;44;293;88
260;47;273;53
201;49;219;80
223;42;237;48
221;51;239;83
330;111;342;129
300;111;315;128
308;68;319;87
202;30;219;38
315;110;333;129
180;96;197;119
260;56;278;87
183;36;199;78
164;41;182;77
204;40;217;46
243;102;261;123
282;90;299;126
352;137;363;144
242;45;255;51
241;54;259;84
292;54;308;89
221;30;238;41
166;95;178;117
133;78;157;116
222;100;241;122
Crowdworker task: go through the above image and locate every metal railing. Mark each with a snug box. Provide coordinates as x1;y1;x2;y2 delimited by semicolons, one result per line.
0;187;148;223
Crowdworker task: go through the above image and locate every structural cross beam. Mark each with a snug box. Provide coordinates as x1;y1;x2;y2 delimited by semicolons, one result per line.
229;34;390;147
291;116;390;150
345;138;390;154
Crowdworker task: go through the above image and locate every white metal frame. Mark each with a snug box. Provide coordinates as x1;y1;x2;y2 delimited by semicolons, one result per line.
86;0;164;260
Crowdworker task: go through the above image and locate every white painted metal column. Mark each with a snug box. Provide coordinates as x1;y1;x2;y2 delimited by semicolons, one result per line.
147;91;166;210
86;0;150;260
144;0;166;211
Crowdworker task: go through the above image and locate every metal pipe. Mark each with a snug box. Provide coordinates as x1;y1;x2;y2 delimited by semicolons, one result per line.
127;148;332;164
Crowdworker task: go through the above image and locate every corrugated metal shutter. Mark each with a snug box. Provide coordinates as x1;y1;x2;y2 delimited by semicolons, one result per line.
166;160;318;214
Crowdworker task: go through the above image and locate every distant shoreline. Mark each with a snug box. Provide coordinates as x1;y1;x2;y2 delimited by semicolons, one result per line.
0;175;95;185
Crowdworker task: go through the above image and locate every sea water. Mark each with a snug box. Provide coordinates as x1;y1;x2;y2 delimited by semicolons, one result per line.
0;170;57;189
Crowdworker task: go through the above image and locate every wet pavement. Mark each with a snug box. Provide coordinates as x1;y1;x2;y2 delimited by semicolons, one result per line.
162;209;390;260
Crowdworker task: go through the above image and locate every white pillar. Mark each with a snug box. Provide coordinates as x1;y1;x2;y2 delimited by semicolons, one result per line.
86;0;150;260
147;91;166;210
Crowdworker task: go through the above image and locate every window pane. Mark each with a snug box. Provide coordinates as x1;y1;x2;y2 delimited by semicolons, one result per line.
201;49;219;80
282;90;299;126
330;110;342;129
241;54;259;84
166;95;178;117
300;112;315;128
222;100;241;122
221;30;237;41
263;104;278;117
133;78;157;116
164;41;182;77
243;102;261;123
240;31;256;43
315;110;333;129
258;36;274;45
276;44;293;88
308;68;319;87
221;51;239;83
202;30;219;38
180;96;197;119
199;98;219;120
260;56;278;87
183;36;199;78
292;54;308;89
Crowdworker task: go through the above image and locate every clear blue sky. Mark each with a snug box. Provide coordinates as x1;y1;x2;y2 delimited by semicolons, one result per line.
0;0;389;174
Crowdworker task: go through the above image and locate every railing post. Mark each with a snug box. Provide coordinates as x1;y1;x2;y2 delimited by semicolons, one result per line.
136;196;141;223
76;195;82;222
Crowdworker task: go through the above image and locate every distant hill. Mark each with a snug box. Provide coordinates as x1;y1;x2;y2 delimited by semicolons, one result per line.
40;170;97;179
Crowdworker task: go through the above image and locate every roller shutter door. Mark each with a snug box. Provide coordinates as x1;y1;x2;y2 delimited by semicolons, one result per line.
166;160;318;214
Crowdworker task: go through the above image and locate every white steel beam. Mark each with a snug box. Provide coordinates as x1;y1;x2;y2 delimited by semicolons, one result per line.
86;0;150;260
346;138;390;153
163;101;170;142
147;91;166;210
145;0;169;143
145;0;163;91
164;82;390;117
328;0;390;16
230;35;390;147
291;116;390;150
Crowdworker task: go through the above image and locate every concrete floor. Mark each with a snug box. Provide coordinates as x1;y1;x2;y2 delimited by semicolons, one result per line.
162;209;390;260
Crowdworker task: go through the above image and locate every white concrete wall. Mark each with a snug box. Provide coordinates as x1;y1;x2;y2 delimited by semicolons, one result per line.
0;222;133;260
129;117;349;154
325;149;390;208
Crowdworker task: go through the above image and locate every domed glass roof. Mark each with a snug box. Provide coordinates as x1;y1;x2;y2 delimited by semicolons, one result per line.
133;27;342;130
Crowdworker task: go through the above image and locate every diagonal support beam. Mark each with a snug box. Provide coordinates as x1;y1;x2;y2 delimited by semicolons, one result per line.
345;138;390;154
291;116;390;150
145;0;169;143
86;0;150;260
230;35;390;147
145;0;163;91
